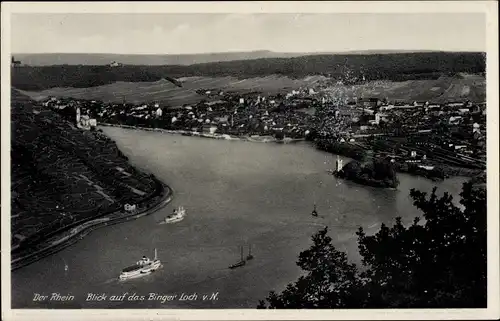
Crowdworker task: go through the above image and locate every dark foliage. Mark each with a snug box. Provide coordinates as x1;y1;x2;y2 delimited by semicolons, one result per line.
316;141;367;162
274;131;285;140
258;182;486;308
336;159;399;188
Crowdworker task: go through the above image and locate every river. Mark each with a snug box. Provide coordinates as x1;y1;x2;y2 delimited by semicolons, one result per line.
11;126;467;309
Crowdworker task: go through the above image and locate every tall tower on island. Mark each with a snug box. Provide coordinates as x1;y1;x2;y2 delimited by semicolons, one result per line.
336;155;343;173
76;107;81;125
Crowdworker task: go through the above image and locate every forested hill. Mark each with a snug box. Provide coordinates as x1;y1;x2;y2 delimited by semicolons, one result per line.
14;51;306;66
13;50;454;66
12;51;485;91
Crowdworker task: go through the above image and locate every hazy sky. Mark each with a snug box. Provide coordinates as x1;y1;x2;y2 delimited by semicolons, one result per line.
11;13;486;54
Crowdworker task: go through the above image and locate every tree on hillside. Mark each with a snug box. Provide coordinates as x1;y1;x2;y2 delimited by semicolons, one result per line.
257;227;364;309
372;158;399;187
258;182;486;308
274;131;285;141
341;160;363;180
358;182;486;308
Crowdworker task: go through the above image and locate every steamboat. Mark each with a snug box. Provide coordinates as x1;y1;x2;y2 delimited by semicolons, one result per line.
119;248;161;280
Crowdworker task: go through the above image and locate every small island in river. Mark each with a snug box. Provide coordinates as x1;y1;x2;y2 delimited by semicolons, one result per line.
333;157;400;189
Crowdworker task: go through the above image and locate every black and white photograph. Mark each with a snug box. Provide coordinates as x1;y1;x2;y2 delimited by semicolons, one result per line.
1;2;499;320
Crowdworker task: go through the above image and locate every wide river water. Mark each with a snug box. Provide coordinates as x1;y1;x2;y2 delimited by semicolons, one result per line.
12;127;467;309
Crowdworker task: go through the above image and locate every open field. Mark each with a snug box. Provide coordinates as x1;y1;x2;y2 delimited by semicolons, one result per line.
19;73;485;107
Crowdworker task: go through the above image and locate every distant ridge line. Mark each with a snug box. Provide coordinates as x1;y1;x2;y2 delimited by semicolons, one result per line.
13;50;485;66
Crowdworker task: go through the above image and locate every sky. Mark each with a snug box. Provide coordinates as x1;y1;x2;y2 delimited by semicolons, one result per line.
11;13;486;54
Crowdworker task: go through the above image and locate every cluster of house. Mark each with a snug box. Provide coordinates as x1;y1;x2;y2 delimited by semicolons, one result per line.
41;89;487;143
312;94;486;170
42;88;321;138
353;98;486;128
164;94;315;138
41;88;486;171
109;61;123;67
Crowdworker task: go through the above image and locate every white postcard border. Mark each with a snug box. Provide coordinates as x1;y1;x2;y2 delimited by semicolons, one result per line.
1;1;498;320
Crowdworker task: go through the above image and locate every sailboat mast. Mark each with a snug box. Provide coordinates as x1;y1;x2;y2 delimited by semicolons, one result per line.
154;248;157;260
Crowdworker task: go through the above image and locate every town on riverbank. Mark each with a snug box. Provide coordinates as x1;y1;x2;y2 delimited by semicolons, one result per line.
38;81;486;186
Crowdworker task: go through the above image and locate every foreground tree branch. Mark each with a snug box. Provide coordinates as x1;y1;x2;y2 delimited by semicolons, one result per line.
258;182;486;308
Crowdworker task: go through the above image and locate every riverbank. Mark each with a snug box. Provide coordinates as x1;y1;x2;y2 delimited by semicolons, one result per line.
101;123;479;184
11;179;173;271
317;138;482;181
98;123;306;144
334;171;399;189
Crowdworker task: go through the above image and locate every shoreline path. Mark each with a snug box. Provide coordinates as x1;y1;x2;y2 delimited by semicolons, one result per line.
11;181;173;271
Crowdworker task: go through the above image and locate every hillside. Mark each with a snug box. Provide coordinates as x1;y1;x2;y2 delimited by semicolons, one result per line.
12;52;486;91
11;89;162;258
18;74;486;107
18;75;326;106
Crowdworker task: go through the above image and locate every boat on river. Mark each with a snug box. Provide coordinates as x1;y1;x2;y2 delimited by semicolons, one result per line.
246;244;254;261
119;248;161;280
161;206;186;224
311;204;318;217
229;246;246;269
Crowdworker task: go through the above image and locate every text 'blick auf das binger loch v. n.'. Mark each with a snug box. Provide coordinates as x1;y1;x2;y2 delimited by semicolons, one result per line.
33;292;220;304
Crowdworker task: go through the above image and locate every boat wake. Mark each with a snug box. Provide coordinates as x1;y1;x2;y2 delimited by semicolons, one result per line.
101;278;119;285
304;221;328;227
